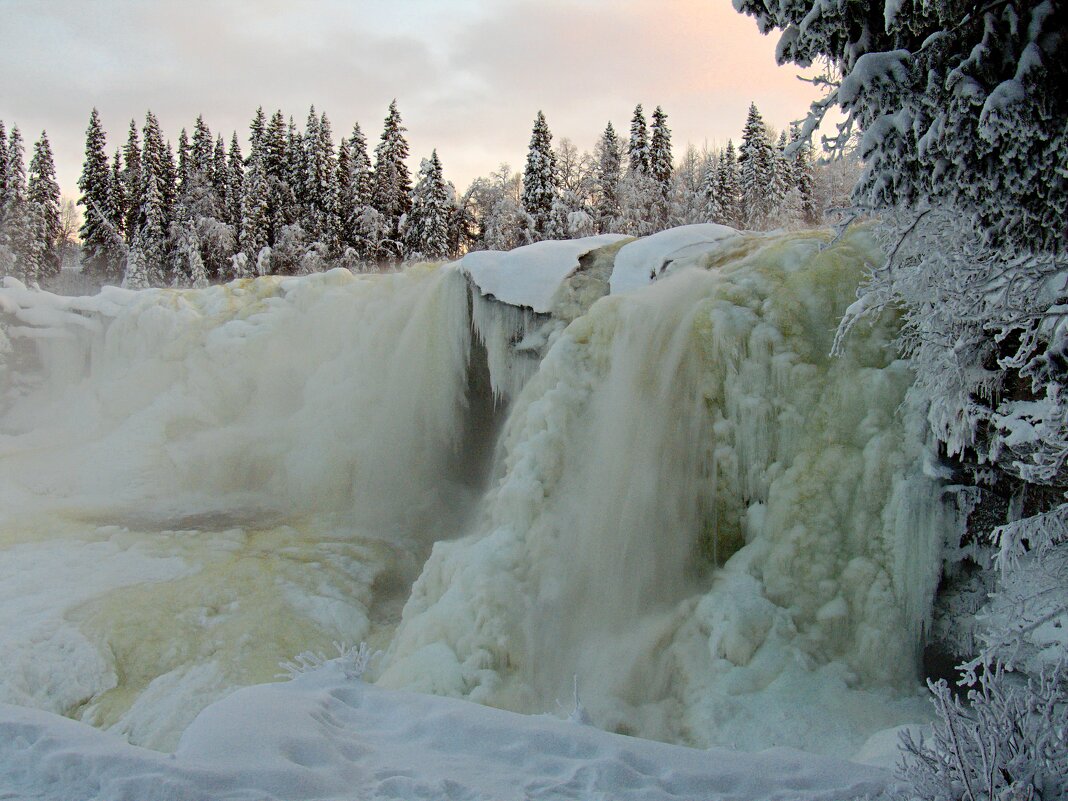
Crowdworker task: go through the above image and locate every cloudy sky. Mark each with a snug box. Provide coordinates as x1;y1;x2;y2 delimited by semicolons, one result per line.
1;0;825;199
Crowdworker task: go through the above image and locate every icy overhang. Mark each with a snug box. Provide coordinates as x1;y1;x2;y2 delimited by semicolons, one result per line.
458;234;628;313
609;223;741;295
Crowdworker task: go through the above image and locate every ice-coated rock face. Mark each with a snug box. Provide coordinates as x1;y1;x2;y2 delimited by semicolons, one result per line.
0;228;952;756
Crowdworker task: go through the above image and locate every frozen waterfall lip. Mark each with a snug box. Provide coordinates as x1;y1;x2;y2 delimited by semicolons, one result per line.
608;223;741;295
458;234;628;313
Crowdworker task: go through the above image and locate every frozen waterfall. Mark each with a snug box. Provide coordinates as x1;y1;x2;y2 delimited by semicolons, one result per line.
0;227;954;755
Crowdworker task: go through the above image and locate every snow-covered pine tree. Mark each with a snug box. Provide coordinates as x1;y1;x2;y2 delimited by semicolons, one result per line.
348;122;372;209
248;106;266;163
227;132;243;234
305;110;340;254
648;106;673;228
336;136;356;254
405;149;451;261
738;103;776;229
121;120;141;242
265;111;295;239
789;122;818;226
521;110;557;240
136;112;171;284
186;115;217;218
104;148;128;280
649;106;672;194
628;104;649;174
27;131;62;282
171;204;208;288
77;108;115;281
121;237;150;289
2;126;38;284
699;150;723;225
0;121;8;226
715;140;740;227
176;128;191;195
371;100;412;263
300;106;321;234
771;129;792;223
240;151;270;267
344;122;374;264
594;121;622;233
212;135;229;222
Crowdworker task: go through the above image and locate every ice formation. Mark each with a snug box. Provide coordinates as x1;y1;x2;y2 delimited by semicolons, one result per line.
0;228;954;758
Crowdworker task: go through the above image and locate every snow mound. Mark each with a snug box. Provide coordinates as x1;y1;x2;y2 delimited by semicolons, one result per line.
460;234;627;312
609;223;741;294
0;659;891;801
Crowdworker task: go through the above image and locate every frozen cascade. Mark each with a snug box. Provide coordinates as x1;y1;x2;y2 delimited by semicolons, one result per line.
0;266;480;750
0;229;954;759
378;230;953;753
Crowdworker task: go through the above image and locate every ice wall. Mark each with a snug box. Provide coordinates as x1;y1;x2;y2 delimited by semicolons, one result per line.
378;231;951;754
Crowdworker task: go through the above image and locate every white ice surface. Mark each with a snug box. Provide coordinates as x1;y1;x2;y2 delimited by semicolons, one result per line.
0;658;894;801
609;223;740;294
460;234;627;312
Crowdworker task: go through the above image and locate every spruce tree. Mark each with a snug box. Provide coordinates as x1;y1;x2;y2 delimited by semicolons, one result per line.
371;100;412;261
702;159;721;223
649;106;673;194
594;121;622;233
716;140;740;227
337;137;355;251
212;134;228;219
248;106;266;163
4;126;37;283
790;123;818;226
521;110;557;240
77;108;115;279
405;150;450;261
227;133;244;236
137;112;171;282
122;120;141;242
28;131;62;280
240;152;270;266
348;122;372;207
628;104;649;174
301;109;340;251
346;122;374;263
106;149;128;279
172;205;208;288
0;121;10;232
285;117;305;231
176;128;191;194
738;103;775;228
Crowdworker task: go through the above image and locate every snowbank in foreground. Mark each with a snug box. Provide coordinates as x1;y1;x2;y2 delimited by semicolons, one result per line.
0;658;894;801
460;234;628;312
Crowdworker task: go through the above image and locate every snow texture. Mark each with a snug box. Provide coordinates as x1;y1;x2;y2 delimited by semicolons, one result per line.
460;234;626;313
609;223;741;293
0;657;893;801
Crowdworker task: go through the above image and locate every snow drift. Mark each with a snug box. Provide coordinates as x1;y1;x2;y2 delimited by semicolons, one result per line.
0;227;954;763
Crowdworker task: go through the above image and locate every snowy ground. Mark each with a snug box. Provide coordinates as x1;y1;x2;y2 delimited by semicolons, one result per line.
0;656;900;801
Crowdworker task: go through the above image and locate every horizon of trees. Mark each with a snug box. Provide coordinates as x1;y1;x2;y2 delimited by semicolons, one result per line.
0;101;860;290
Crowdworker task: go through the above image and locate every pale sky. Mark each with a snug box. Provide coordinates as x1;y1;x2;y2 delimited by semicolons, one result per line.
0;0;824;200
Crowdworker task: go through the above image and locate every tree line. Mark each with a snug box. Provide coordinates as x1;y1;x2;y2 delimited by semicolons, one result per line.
0;101;853;289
